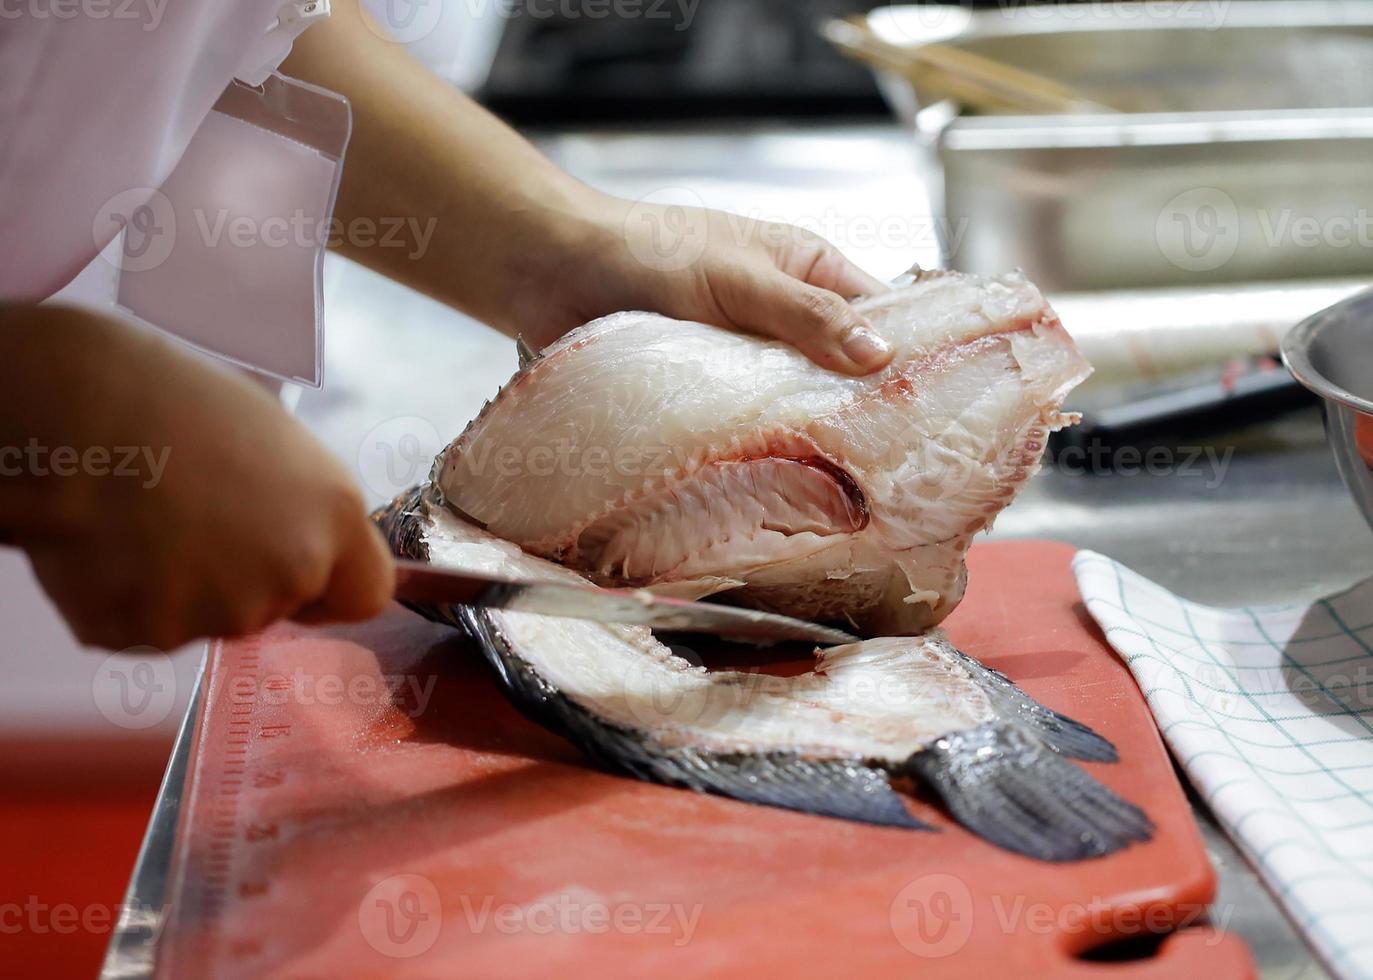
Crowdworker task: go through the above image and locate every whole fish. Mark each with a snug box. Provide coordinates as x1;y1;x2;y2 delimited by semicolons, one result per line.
376;487;1151;861
435;269;1090;635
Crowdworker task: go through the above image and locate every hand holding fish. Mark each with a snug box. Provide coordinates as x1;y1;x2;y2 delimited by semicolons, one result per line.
518;194;897;376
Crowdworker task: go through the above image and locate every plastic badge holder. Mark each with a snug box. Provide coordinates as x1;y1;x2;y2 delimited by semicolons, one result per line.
112;73;351;388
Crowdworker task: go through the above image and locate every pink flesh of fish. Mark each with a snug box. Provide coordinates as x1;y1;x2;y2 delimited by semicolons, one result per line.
437;270;1090;635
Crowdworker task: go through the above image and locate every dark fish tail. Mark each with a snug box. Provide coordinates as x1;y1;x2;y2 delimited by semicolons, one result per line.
950;648;1119;763
905;723;1152;862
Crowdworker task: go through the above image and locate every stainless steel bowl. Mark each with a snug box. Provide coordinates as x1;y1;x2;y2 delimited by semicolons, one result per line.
1283;288;1373;528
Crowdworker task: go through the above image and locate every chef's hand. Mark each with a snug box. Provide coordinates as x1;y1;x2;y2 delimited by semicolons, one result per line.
505;194;889;373
518;195;895;376
0;304;395;651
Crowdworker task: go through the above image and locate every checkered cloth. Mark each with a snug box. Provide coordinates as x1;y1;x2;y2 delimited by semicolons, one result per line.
1074;551;1373;980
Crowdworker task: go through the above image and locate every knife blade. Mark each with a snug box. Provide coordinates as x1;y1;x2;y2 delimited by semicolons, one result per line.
392;559;858;646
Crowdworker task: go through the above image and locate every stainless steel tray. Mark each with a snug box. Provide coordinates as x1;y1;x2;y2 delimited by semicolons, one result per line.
867;2;1373;292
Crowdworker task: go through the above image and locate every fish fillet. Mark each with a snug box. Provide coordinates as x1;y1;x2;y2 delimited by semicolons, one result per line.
376;488;1151;861
435;270;1090;635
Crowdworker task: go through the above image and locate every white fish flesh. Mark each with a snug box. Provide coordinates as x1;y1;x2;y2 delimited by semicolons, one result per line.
375;488;1151;861
435;270;1090;635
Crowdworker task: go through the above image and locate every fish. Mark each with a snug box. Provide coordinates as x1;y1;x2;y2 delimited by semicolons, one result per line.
432;269;1090;636
373;269;1148;859
375;486;1152;861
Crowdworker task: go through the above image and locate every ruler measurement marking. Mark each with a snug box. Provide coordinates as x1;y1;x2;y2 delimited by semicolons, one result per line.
166;634;307;976
195;636;282;973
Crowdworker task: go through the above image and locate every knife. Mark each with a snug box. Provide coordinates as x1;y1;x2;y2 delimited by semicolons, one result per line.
392;559;858;646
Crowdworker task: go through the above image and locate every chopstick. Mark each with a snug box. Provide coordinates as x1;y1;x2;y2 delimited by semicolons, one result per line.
821;15;1116;115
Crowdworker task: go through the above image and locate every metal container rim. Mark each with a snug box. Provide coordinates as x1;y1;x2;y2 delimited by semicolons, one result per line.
1282;287;1373;416
872;1;1373;46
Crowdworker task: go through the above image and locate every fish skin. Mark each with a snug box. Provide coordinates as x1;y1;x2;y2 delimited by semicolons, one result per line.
373;487;1152;861
468;606;934;831
433;270;1091;636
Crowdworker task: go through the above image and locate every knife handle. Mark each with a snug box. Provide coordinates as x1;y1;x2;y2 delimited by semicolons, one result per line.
392;561;491;607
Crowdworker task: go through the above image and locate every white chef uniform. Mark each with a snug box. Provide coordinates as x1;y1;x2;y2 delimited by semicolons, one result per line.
0;2;346;745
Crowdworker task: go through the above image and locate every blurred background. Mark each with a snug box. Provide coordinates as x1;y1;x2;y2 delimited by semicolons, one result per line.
9;1;1373;976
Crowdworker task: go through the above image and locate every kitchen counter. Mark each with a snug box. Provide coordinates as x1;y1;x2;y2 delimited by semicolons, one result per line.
106;122;1365;979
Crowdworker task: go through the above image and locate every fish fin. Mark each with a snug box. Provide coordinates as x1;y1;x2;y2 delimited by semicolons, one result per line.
906;723;1152;862
463;605;931;830
372;485;482;630
515;334;537;368
888;263;925;289
657;753;934;830
372;484;435;562
947;646;1118;763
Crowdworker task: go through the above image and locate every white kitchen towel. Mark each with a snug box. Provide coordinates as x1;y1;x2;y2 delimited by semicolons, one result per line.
1074;551;1373;980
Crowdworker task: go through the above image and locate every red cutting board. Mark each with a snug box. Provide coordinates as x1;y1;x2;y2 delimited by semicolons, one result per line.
154;541;1253;978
